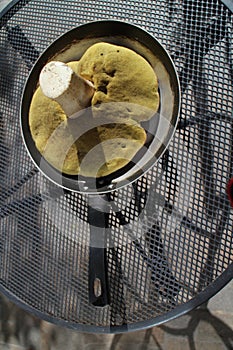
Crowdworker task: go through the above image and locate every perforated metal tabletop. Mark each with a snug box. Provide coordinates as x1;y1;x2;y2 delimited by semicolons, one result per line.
0;0;232;333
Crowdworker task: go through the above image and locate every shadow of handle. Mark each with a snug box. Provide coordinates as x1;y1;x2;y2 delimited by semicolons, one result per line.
6;25;39;69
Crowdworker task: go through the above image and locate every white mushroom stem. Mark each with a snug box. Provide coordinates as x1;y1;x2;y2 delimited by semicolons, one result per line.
39;61;95;117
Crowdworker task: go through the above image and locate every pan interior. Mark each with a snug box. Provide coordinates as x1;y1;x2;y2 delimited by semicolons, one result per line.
21;23;180;193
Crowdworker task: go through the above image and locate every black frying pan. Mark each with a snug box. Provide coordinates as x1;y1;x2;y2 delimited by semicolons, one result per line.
20;20;180;307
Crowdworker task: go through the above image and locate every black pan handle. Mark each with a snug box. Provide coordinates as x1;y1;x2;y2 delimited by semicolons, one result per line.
88;194;110;307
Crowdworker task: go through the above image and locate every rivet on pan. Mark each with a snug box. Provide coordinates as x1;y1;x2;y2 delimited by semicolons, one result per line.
94;278;102;297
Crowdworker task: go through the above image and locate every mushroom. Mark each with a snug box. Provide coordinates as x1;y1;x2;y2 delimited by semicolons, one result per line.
39;61;95;117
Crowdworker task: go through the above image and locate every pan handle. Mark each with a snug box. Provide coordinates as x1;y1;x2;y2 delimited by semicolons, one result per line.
88;194;110;307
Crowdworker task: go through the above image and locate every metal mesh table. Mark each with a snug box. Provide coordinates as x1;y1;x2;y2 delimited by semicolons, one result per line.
0;0;232;333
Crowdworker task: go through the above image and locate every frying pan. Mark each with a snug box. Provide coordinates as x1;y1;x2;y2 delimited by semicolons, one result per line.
20;20;180;307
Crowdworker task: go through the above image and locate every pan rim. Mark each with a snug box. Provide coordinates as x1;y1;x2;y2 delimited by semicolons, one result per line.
20;19;181;194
